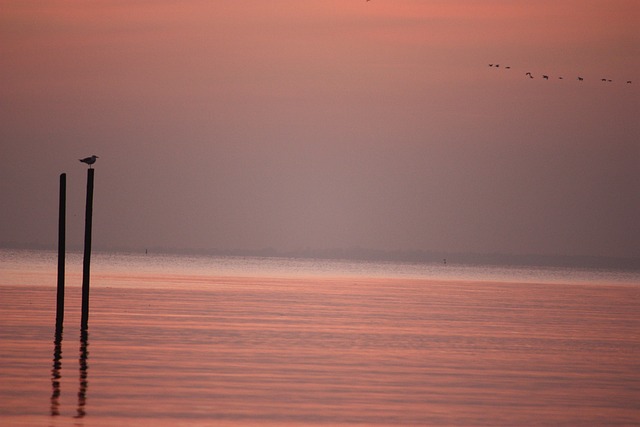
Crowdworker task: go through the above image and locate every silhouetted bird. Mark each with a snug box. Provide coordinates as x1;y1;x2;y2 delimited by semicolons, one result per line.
79;155;99;168
485;62;636;87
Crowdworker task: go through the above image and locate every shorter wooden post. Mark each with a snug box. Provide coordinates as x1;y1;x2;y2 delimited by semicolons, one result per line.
56;173;66;333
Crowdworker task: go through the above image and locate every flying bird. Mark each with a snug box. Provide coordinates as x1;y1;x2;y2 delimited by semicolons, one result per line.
487;62;633;86
79;155;99;168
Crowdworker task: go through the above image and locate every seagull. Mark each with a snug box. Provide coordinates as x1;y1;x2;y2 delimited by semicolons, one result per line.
543;75;549;80
578;77;584;81
525;72;533;79
79;155;99;168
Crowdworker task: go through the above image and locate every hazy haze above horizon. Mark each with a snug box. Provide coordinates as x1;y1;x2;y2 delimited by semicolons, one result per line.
1;0;639;258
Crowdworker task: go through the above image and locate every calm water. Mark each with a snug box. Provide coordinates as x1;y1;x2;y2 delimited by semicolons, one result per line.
1;250;639;426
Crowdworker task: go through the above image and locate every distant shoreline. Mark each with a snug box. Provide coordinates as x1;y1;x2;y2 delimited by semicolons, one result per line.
1;243;638;271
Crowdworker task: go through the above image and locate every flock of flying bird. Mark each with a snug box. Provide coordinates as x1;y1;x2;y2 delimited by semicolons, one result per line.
488;63;632;85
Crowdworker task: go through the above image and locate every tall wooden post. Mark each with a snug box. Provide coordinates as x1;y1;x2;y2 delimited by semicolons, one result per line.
81;169;94;330
56;173;66;333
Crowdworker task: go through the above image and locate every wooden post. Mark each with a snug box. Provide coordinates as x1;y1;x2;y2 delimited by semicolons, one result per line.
56;173;66;333
81;169;94;330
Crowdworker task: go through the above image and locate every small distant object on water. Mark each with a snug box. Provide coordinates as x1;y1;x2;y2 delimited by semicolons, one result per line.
79;155;99;168
443;258;447;265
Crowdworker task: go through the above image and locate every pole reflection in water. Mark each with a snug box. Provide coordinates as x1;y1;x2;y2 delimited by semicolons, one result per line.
50;329;63;416
74;329;89;419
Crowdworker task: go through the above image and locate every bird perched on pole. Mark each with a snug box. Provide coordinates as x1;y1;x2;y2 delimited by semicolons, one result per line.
79;155;99;168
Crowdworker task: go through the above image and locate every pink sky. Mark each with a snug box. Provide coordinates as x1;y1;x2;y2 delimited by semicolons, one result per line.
1;0;639;258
